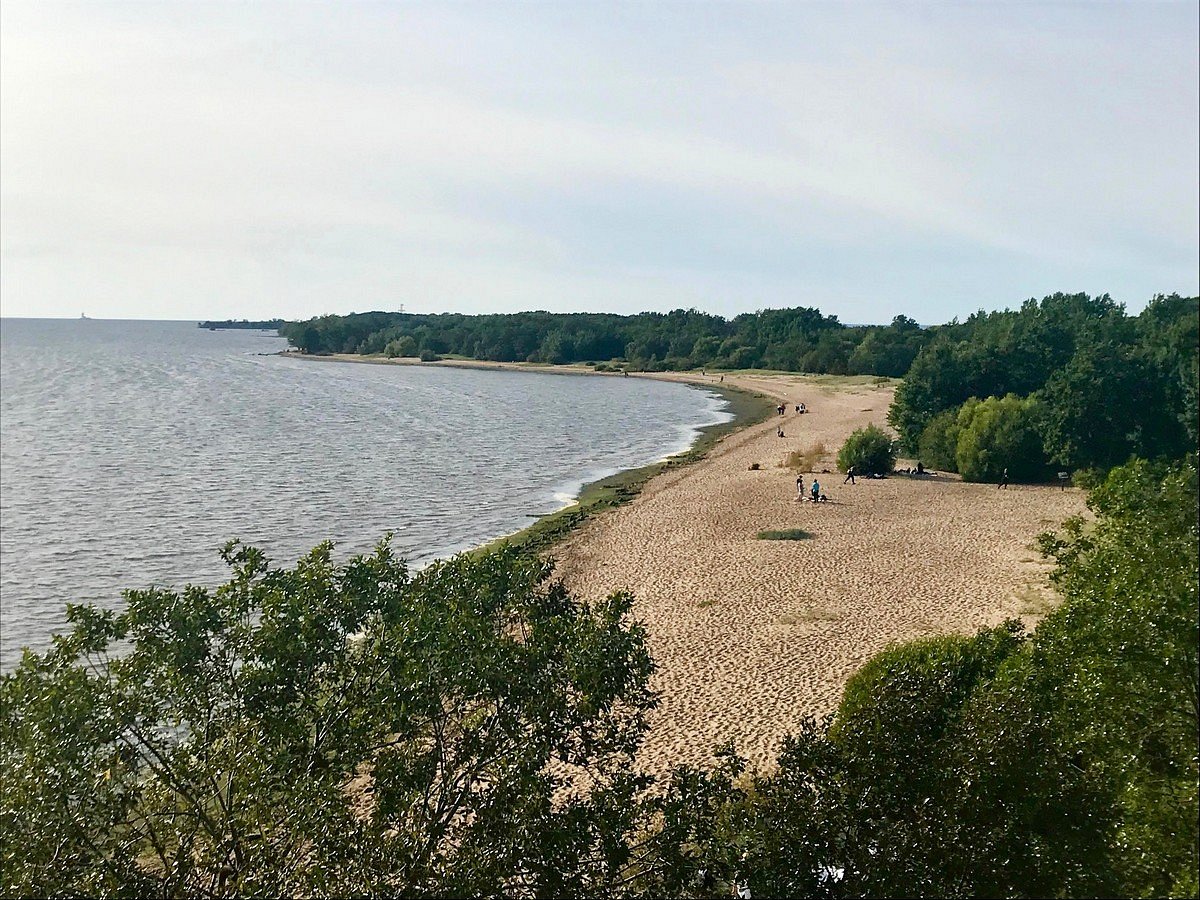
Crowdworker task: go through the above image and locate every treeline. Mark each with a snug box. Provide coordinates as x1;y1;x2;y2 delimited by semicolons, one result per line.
279;307;930;376
3;457;1196;897
199;318;285;330
887;293;1198;481
281;292;1198;482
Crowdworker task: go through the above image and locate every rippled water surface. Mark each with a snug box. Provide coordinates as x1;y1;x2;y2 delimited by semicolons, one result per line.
1;319;730;667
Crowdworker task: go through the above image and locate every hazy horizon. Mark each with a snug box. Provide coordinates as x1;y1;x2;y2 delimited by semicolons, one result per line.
3;1;1197;324
2;286;1194;331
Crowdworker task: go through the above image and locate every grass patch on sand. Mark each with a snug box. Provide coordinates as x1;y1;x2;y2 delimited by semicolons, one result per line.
473;384;776;558
783;442;826;471
696;599;718;609
1015;584;1061;617
757;528;813;541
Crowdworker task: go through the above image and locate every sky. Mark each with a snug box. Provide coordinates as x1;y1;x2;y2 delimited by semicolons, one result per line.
2;1;1197;325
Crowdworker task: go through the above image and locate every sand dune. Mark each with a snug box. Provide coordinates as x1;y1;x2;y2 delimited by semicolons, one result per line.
552;372;1088;777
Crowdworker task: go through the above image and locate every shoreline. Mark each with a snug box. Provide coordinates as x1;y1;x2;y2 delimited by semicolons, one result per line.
284;351;780;556
283;353;1090;779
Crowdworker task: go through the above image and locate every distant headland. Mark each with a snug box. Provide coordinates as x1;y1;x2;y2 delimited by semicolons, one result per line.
197;318;285;331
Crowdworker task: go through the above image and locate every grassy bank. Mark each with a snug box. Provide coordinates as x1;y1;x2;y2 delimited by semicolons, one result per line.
472;382;776;558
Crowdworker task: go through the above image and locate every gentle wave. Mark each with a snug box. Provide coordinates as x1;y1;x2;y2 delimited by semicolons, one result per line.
0;319;731;667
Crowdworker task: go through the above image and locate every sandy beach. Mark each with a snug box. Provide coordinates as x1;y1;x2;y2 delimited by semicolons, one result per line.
294;355;1090;777
551;371;1089;778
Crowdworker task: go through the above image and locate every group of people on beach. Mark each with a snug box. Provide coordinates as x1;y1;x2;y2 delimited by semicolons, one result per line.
795;474;829;503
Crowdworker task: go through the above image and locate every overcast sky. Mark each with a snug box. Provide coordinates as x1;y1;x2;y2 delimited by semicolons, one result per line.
2;1;1196;324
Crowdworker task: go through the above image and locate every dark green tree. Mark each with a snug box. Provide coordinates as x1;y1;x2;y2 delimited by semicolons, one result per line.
1034;341;1172;470
1;543;659;898
915;406;961;472
1033;457;1199;897
953;393;1046;483
887;338;979;452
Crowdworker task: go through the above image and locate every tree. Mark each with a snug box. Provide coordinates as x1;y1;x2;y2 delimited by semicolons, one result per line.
1034;342;1169;471
848;316;928;378
915;406;961;472
953;394;1046;483
1;542;659;897
299;325;325;354
1033;457;1199;897
836;424;897;476
887;338;978;453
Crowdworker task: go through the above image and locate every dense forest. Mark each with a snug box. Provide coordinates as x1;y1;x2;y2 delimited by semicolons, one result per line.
279;306;930;377
282;293;1199;481
888;292;1198;482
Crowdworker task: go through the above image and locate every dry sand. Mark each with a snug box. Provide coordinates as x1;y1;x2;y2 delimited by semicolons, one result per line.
551;372;1088;778
295;354;1089;777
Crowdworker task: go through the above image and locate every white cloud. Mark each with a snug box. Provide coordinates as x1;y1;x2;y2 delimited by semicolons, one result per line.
2;0;1196;321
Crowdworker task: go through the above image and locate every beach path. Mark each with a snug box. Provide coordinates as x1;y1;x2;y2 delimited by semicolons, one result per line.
552;373;1088;777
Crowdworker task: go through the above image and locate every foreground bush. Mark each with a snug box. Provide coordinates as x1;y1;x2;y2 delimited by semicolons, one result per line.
1;543;658;898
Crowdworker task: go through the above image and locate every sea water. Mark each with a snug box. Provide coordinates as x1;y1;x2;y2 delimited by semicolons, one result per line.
0;319;731;668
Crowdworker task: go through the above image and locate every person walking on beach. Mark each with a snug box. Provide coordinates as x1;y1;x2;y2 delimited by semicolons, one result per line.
796;474;805;501
811;479;820;502
844;465;856;485
998;467;1008;489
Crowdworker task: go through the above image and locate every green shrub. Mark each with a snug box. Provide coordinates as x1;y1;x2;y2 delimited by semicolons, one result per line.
384;335;419;358
418;349;441;362
836;423;896;475
391;335;419;357
916;407;961;471
0;543;657;898
954;394;1045;483
1071;466;1105;489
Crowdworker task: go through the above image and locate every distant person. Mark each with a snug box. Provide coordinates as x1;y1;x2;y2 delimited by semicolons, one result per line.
720;375;724;382
777;403;785;416
844;466;855;484
998;467;1008;489
811;479;820;502
777;426;785;438
916;460;924;475
794;404;800;413
796;474;805;500
798;402;807;414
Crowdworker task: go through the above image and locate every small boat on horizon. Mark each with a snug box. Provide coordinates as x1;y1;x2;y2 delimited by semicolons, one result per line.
80;313;89;319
